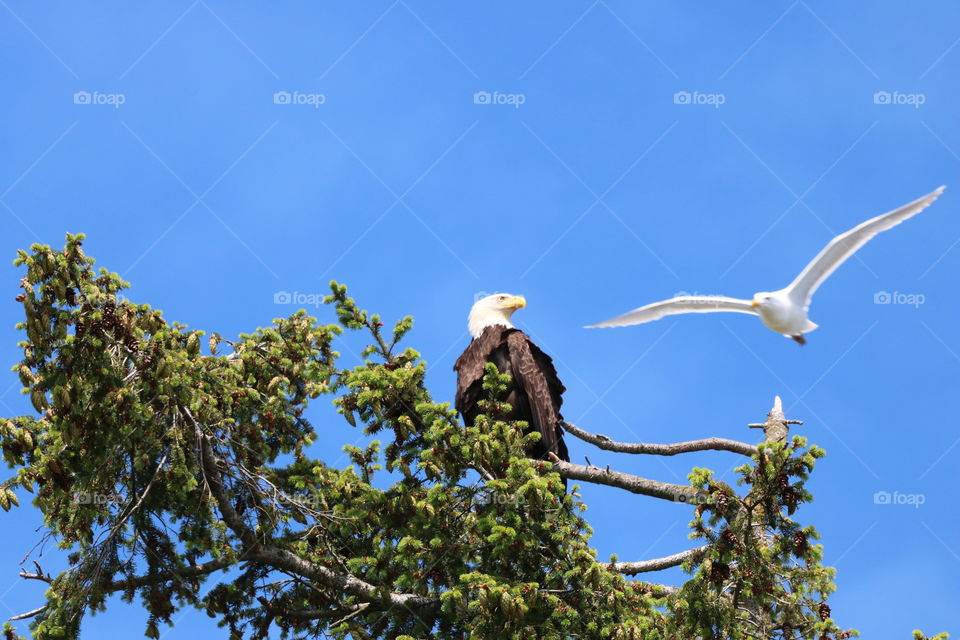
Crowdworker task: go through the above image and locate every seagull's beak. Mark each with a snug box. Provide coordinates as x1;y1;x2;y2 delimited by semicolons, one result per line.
750;300;761;308
508;295;527;310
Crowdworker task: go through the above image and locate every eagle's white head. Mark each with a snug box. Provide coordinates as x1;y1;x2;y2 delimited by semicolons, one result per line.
468;293;526;338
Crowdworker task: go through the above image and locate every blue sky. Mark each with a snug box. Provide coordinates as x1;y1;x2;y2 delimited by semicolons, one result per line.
1;1;958;637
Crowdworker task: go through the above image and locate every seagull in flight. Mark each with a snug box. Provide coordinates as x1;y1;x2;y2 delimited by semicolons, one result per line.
588;187;946;345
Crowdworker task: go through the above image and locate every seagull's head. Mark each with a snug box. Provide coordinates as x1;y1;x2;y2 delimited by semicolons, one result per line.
750;292;776;310
468;293;526;338
751;291;793;321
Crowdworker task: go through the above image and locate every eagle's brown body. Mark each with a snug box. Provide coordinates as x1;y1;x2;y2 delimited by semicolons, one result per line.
453;325;569;465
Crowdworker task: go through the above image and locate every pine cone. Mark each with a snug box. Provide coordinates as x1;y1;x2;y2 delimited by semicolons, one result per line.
715;489;729;511
721;528;740;551
709;561;730;584
793;530;809;556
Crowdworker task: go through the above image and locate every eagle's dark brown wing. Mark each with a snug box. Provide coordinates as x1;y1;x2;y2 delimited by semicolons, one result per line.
505;331;568;462
453;325;508;421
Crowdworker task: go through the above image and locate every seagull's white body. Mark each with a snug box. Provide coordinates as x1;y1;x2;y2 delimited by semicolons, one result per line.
588;187;946;343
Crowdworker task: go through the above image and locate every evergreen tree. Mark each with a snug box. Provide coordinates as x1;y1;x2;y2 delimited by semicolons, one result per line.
0;235;945;639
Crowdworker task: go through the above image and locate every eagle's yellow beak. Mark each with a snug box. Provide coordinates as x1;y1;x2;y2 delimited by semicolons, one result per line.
507;295;527;309
750;300;761;308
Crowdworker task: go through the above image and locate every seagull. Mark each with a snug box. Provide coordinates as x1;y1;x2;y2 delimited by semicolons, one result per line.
588;186;946;345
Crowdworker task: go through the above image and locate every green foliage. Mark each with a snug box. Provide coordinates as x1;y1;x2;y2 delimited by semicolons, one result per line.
676;439;848;638
0;236;938;639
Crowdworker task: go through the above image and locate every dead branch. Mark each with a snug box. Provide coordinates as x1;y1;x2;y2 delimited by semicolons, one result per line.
9;605;47;621
609;545;709;576
553;460;706;504
563;422;758;457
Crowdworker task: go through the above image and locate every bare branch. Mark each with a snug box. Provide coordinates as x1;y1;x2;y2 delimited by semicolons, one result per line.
642;583;680;597
563;422;758;457
259;600;372;624
331;602;371;626
9;605;47;621
19;570;52;583
554;460;705;504
609;545;709;575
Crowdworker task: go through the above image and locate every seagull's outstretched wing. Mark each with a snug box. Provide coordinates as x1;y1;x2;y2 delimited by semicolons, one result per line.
587;296;757;328
787;186;946;308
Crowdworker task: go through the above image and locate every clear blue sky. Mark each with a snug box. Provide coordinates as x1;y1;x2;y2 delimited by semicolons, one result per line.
1;2;958;637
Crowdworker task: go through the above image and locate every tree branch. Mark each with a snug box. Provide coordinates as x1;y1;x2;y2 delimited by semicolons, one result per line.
609;545;709;576
563;422;758;458
554;460;705;503
18;556;234;612
9;605;47;621
642;583;680;597
105;556;233;590
747;396;801;443
185;408;439;615
242;543;437;611
258;599;371;623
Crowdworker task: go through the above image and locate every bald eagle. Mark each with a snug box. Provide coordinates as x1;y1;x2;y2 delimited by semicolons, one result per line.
453;294;570;480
